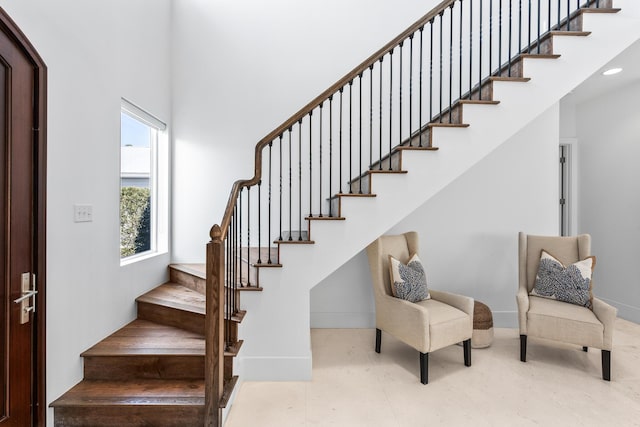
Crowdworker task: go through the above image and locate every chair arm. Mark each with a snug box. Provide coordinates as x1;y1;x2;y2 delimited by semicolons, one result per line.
592;297;617;351
376;294;430;353
429;289;474;333
516;289;530;335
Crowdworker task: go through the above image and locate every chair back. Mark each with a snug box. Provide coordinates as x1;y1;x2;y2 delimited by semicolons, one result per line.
519;232;591;293
366;232;420;299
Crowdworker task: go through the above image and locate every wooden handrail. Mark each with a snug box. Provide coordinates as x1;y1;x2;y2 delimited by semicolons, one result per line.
212;0;457;239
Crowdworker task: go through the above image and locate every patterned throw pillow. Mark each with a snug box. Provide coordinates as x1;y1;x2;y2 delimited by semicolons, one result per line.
531;250;595;308
388;253;430;303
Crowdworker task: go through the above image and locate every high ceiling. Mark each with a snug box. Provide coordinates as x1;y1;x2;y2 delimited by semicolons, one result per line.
564;38;640;105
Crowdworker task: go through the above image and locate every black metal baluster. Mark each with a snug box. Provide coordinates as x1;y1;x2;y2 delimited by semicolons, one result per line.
349;80;353;192
369;65;374;160
419;26;424;147
379;58;383;167
268;141;273;263
278;135;283;241
449;5;454;122
359;73;363;194
319;102;323;217
538;0;542;54
340;88;344;188
528;0;532;52
246;186;250;286
557;0;561;30
288;129;293;241
439;11;444;122
258;180;262;265
409;34;414;145
469;0;473;99
309;111;313;217
329;95;333;217
499;0;503;75
548;0;551;36
490;0;494;75
567;0;571;31
389;48;394;170
399;41;403;144
298;119;302;240
239;188;243;287
479;0;483;100
460;0;464;97
430;20;434;120
509;0;513;76
518;0;522;52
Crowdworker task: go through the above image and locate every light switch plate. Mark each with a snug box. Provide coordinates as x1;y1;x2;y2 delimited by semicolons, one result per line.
74;204;93;222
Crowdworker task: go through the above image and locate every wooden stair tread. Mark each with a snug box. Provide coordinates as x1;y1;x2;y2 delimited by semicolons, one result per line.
137;282;205;315
579;8;620;13
519;53;561;59
81;320;205;357
395;145;439;151
224;340;243;358
220;376;239;409
426;122;469;128
274;239;316;244
50;379;205;407
305;216;346;220
549;30;591;36
489;76;531;82
458;99;500;105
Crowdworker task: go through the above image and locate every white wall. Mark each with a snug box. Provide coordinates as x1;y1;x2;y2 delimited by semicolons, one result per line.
171;0;442;261
576;81;640;323
2;1;172;424
311;104;560;328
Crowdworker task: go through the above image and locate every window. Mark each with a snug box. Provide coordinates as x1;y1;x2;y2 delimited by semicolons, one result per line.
120;99;168;262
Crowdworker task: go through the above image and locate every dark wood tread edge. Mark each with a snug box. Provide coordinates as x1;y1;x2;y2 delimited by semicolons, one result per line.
305;216;346;220
579;8;620;13
219;376;239;408
549;31;591;36
235;283;264;291
224;340;243;357
519;54;561;59
274;239;316;245
169;264;205;280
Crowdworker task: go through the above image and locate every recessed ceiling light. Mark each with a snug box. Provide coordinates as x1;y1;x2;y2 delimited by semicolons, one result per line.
602;68;623;76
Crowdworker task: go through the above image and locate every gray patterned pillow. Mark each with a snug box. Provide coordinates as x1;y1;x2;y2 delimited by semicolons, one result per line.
531;250;595;308
388;254;430;303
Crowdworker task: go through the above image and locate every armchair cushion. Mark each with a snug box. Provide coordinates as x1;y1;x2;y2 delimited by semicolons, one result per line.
530;250;595;308
388;253;430;303
527;296;604;348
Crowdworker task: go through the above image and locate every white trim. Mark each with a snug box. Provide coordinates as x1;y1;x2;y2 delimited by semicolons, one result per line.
121;97;167;131
560;138;579;236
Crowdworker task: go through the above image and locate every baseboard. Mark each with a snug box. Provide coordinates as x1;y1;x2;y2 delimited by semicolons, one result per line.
310;311;375;328
600;297;640;324
491;310;518;328
238;355;312;381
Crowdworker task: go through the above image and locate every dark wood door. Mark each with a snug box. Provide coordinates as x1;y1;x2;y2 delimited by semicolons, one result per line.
0;8;47;426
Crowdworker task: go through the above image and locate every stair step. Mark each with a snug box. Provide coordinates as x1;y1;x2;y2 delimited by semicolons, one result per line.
348;169;408;194
136;282;205;334
51;379;204;427
81;320;205;380
224;340;243;358
169;263;206;294
329;193;377;218
220;376;239;409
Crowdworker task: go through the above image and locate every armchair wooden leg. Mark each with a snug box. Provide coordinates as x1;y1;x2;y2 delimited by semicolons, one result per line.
602;350;611;381
583;346;588;352
520;335;527;362
463;339;471;366
375;328;381;353
420;352;429;384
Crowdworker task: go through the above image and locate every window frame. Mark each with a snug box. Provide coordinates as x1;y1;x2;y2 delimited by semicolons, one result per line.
119;98;169;264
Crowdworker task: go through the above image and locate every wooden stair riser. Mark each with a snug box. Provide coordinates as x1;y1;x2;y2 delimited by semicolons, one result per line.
54;405;205;427
83;355;204;380
137;301;205;335
169;266;205;294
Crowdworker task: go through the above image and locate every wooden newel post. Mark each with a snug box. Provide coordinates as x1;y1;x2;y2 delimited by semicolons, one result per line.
204;224;225;427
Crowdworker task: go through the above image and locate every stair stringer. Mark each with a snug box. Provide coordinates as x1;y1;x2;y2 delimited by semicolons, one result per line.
236;4;640;381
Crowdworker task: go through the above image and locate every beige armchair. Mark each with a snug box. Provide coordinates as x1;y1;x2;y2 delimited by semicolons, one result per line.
517;232;617;380
366;232;473;384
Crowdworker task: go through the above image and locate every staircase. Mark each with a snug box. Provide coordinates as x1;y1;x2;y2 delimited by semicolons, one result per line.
52;0;640;425
50;265;239;426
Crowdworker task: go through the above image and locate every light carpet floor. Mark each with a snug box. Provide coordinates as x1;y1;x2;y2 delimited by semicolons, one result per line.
225;319;640;426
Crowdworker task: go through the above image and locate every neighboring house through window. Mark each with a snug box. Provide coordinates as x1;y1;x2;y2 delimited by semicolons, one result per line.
120;99;169;262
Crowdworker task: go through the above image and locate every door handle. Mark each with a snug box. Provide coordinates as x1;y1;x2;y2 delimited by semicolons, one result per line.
13;273;36;324
13;289;38;304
